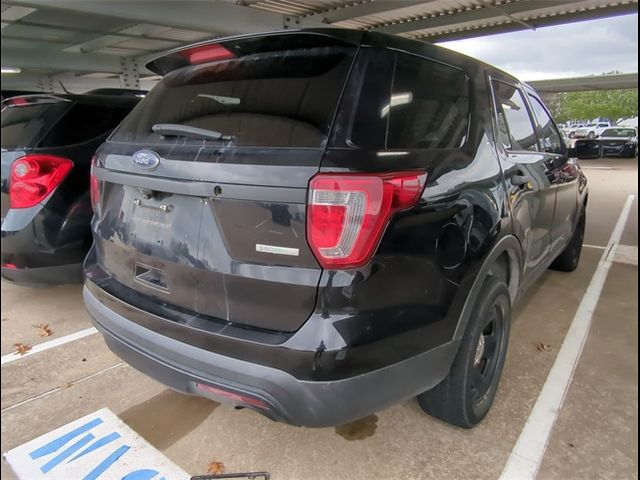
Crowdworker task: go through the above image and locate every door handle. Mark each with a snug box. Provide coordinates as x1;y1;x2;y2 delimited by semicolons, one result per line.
511;174;532;187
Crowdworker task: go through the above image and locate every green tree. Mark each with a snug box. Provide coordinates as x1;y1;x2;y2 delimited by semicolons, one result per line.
550;89;638;123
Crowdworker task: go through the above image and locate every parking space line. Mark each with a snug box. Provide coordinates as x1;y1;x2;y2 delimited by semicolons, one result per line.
583;244;606;250
1;327;98;366
1;362;125;414
500;193;636;480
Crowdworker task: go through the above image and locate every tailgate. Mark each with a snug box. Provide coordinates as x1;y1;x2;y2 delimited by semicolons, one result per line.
93;147;322;332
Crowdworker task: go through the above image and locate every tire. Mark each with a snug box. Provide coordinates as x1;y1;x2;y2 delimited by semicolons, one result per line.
550;208;585;272
418;277;511;428
625;146;638;158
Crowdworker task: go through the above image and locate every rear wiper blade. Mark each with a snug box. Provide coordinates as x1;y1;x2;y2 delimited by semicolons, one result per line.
152;123;233;141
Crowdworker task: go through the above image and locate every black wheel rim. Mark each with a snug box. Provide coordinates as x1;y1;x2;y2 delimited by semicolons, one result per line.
470;304;505;406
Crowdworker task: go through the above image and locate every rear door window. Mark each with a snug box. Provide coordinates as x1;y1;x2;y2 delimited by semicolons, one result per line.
528;95;565;154
111;44;357;148
491;80;539;152
386;53;469;149
39;102;133;147
0;100;69;150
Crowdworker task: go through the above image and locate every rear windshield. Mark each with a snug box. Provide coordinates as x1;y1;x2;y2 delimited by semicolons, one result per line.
1;101;69;150
111;45;357;148
601;128;636;137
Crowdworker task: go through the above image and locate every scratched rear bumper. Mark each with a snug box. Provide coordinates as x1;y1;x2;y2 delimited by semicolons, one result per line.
84;281;458;427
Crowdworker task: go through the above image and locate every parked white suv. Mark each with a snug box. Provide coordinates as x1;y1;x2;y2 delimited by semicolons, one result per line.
572;122;612;139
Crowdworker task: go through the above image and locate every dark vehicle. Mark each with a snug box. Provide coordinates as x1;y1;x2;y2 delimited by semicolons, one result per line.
599;127;638;157
83;29;590;428
1;90;143;285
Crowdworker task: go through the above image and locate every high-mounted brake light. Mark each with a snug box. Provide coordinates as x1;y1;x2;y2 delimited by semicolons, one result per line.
10;155;73;209
178;44;235;65
307;171;427;269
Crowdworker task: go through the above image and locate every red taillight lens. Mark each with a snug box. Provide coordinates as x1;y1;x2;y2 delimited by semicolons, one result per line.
90;173;99;212
178;43;235;65
10;155;73;209
307;171;427;269
89;156;100;213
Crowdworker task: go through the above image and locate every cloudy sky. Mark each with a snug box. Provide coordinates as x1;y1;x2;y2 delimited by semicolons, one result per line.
439;13;638;81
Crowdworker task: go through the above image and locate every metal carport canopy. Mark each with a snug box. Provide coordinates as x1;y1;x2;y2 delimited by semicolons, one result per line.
1;0;638;92
529;73;639;92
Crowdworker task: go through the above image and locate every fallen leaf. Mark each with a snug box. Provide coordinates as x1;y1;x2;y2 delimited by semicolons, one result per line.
536;342;552;352
14;343;32;355
568;442;575;448
206;460;225;475
33;323;53;337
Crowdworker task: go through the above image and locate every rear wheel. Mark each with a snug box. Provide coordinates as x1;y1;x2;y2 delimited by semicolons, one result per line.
550;208;585;272
418;277;511;428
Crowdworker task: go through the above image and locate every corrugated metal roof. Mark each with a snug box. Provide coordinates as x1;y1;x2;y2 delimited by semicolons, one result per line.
246;0;348;16
334;0;482;30
403;0;638;39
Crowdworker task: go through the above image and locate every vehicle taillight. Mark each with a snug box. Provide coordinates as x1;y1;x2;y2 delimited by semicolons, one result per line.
90;156;100;212
9;155;73;209
307;171;427;269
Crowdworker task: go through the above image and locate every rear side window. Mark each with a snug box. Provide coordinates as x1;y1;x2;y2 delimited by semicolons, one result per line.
111;45;357;147
0;102;69;150
528;95;564;154
386;53;469;149
492;81;538;152
39;102;132;147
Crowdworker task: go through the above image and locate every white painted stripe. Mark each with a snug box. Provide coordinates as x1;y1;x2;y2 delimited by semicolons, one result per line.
583;244;606;250
1;327;98;365
1;363;125;413
500;193;636;480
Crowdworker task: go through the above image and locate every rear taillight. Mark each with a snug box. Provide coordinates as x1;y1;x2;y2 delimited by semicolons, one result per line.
9;155;73;209
307;171;427;269
89;156;100;212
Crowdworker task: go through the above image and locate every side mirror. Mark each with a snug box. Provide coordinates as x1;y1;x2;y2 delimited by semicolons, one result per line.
569;139;602;159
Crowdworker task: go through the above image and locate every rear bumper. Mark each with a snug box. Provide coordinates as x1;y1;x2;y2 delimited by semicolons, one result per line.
2;263;83;286
84;283;458;427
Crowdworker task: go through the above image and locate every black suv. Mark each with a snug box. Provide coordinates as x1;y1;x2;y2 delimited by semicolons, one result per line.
84;29;589;428
1;90;142;285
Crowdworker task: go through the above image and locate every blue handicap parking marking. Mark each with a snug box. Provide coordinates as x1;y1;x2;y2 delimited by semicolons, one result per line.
40;433;96;473
4;408;189;480
70;432;122;463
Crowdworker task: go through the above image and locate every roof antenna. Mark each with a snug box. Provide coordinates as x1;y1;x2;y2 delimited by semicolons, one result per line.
58;80;72;94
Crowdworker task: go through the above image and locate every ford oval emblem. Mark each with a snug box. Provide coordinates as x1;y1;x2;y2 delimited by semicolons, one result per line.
132;150;160;170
